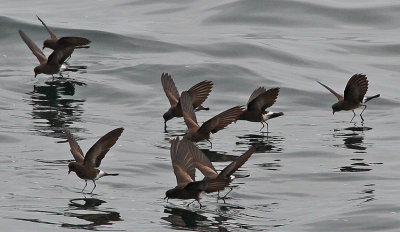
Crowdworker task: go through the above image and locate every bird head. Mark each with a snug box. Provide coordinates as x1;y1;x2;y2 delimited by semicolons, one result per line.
34;67;40;78
163;111;173;124
331;103;341;115
68;162;76;174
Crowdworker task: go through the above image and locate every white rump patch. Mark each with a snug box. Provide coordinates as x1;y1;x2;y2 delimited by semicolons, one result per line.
95;170;105;180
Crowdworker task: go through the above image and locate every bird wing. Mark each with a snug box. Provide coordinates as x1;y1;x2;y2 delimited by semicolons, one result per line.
18;30;47;65
83;128;124;167
185;139;218;179
317;81;343;100
47;49;65;65
219;145;256;178
171;137;195;188
57;37;91;47
247;87;280;112
181;91;199;129
247;86;266;105
63;127;85;164
186;80;213;108
198;106;244;134
161;73;180;107
344;74;368;103
36;15;58;40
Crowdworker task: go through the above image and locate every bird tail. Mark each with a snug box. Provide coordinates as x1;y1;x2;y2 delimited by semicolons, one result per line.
104;173;119;176
218;146;256;179
264;112;284;121
364;94;380;103
195;105;210;111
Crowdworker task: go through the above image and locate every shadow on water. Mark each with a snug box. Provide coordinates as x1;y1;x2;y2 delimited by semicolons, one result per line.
162;205;250;232
61;198;122;230
332;122;383;173
26;77;86;138
10;198;121;230
333;122;372;152
236;132;285;153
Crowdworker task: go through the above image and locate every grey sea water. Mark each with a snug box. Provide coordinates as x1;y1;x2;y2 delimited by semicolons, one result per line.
1;0;400;231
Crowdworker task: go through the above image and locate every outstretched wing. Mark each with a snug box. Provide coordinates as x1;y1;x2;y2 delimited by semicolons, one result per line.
63;127;85;163
219;146;256;178
344;74;368;103
181;91;199;129
18;30;47;64
83;128;124;167
161;73;180;107
36;15;58;39
247;86;266;105
171;137;195;188
58;37;91;47
187;80;213;108
247;87;280;112
198;106;244;134
185;139;218;179
317;81;343;100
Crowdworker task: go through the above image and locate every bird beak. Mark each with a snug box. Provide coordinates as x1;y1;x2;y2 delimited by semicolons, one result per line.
34;73;37;78
42;46;45;50
332;111;335;115
68;170;71;174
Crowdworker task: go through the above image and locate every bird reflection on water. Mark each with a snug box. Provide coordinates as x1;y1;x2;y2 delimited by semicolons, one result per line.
333;122;383;173
27;76;86;138
236;132;285;153
61;198;121;229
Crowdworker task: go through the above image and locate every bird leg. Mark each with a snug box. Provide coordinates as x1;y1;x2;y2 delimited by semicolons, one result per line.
222;187;233;200
81;180;88;193
197;200;203;209
187;199;196;207
259;122;265;131
64;56;71;63
207;139;213;149
350;110;356;123
360;105;367;116
90;180;96;195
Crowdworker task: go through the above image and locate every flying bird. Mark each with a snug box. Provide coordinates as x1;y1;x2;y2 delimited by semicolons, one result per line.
238;87;283;131
161;73;213;129
180;91;244;148
36;15;91;63
317;74;380;121
64;127;123;194
165;137;255;207
19;30;64;77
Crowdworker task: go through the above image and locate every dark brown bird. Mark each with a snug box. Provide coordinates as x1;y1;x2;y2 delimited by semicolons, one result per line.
238;87;283;131
64;127;124;194
180;91;244;148
161;73;213;129
19;30;65;77
165;137;255;207
186;138;256;199
36;15;91;62
317;74;380;121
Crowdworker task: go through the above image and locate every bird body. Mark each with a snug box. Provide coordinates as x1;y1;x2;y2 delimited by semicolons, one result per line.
161;73;213;128
165;138;255;207
64;127;123;194
37;15;91;63
180;91;244;146
238;87;283;131
317;74;380;121
19;30;63;77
